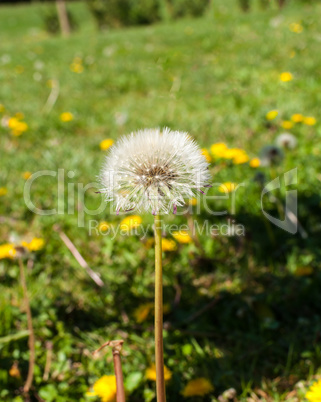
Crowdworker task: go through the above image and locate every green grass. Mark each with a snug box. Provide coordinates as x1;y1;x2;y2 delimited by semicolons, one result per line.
1;1;321;401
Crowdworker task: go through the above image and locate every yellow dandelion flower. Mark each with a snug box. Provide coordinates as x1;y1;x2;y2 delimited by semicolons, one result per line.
219;182;237;193
134;303;154;323
120;215;142;231
306;379;321;402
99;221;110;232
289;22;303;33
189;198;197;206
172;230;192;244
146;364;172;382
100;139;114;151
291;113;304;123
0;187;8;196
266;110;278;120
70;62;84;74
60;112;74;122
182;378;214;397
210;142;228;157
222;148;245;160
303;116;316;126
92;375;117;402
249;158;260;168
22;238;44;252
22;172;32;180
280;72;293;82
281;120;294;129
201;148;212;163
162;238;177;252
233;152;249;165
0;244;16;260
11;121;28;136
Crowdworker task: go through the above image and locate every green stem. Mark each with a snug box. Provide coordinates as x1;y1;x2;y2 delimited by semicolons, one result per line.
154;214;166;402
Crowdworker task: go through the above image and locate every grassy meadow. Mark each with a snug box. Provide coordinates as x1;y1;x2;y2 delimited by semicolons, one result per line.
1;0;321;401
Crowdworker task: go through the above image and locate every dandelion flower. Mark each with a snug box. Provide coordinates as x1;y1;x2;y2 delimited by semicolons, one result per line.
266;110;278;120
146;364;172;382
281;120;293;130
201;148;212;162
210;142;228;157
291;113;304;123
98;221;110;232
120;215;142;231
161;238;177;251
219;182;237;193
259;145;284;167
0;187;8;196
306;379;321;402
280;72;293;82
233;152;249;165
189;198;197;206
303;116;316;126
22;238;44;252
182;378;214;397
134;303;154;323
289;22;303;33
0;244;16;259
275;133;297;149
22;172;32;180
100;139;114;151
99;128;211;214
60;112;74;122
172;230;192;244
90;375;117;402
250;158;260;168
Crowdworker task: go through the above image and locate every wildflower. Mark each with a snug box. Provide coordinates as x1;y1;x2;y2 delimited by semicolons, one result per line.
60;112;73;122
280;72;293;82
250;158;260;168
134;303;154;323
189;198;197;206
162;238;177;251
9;362;21;379
266;110;278;120
100;139;114;151
210;142;228;157
99;128;211;214
275;133;297;149
22;172;32;180
146;364;172;382
0;244;16;259
90;375;117;402
219;182;236;193
172;230;192;244
306;379;321;402
233;151;249;164
70;61;84;74
0;187;8;196
259;145;284;167
289;22;303;33
182;378;214;397
120;215;142;231
8;117;28;136
201;148;212;162
281;120;293;130
22;238;44;252
98;221;110;232
303;116;317;126
291;113;304;123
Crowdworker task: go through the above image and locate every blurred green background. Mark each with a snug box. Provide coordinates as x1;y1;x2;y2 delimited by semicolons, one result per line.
0;0;321;401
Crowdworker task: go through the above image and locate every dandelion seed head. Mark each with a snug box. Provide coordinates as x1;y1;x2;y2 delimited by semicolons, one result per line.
275;132;297;149
99;128;211;214
259;145;284;167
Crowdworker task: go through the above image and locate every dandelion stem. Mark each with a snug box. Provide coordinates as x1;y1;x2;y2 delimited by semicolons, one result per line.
154;214;166;402
18;258;35;394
